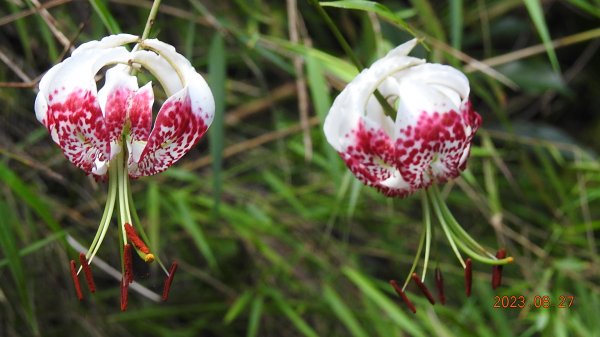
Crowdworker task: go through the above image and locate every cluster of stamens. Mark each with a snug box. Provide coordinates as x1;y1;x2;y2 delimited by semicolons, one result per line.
69;222;178;311
390;248;509;313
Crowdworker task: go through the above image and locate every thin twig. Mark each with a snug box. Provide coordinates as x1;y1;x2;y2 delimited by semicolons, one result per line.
287;0;312;161
0;0;71;27
464;28;600;72
184;116;320;170
30;0;72;51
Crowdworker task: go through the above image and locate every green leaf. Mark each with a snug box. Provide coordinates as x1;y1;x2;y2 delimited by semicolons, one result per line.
224;290;253;324
323;285;369;337
342;267;425;337
320;0;413;33
269;291;320;337
0;202;38;334
247;295;263;337
88;0;121;34
0;161;62;237
171;192;218;269
523;0;560;72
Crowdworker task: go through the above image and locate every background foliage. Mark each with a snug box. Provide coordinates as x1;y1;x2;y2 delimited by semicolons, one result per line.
1;0;600;336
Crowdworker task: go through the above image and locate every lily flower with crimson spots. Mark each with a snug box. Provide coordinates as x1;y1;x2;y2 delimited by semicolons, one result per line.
323;39;513;312
35;34;215;310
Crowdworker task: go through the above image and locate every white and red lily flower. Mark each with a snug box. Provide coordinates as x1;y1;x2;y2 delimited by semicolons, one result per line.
35;34;215;178
35;34;214;309
324;39;512;312
324;39;481;197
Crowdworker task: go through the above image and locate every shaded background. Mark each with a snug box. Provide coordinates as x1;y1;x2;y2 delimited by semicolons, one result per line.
1;0;599;336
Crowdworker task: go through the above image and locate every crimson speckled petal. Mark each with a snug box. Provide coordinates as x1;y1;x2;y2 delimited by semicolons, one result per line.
126;82;154;166
35;45;132;175
35;34;214;177
129;86;209;177
323;39;481;197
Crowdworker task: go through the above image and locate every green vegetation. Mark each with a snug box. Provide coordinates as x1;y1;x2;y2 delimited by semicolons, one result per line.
1;1;599;336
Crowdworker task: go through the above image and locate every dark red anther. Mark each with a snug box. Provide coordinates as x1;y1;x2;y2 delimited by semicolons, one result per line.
124;223;151;254
465;258;472;297
435;267;446;305
162;262;178;301
120;277;129;311
492;248;506;289
124;244;134;284
69;260;83;301
411;273;436;305
79;253;96;293
389;280;416;313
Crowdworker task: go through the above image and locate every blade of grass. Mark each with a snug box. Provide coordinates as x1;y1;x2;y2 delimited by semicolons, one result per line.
224;290;253;324
523;0;560;72
320;0;413;33
0;231;66;269
208;33;226;217
449;0;463;51
409;0;446;42
342;267;425;337
269;290;320;337
305;54;340;182
171;191;218;270
0;162;63;239
88;0;121;34
0;202;39;335
247;295;263;337
323;284;369;337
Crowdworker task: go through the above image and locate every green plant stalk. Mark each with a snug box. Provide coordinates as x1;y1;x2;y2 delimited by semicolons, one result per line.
86;163;118;265
127;176;168;273
141;0;162;40
427;188;465;268
431;185;495;258
401;213;427;290
307;0;397;118
422;190;432;281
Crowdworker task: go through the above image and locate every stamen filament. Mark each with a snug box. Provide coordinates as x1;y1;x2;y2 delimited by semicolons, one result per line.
116;151;129;246
85;162;118;266
422;191;432;281
427;188;466;268
412;272;436;305
127;179;168;272
79;253;96;293
431;186;495;258
69;260;83;301
402;210;427;290
389;280;416;313
120;277;129;311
